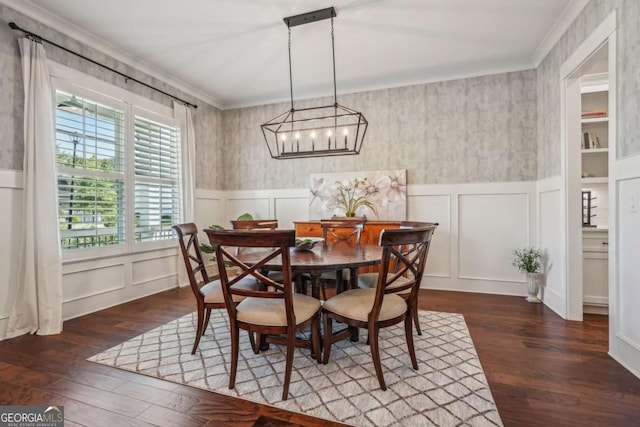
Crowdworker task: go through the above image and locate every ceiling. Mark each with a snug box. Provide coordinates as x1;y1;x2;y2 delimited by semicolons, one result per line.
8;0;586;109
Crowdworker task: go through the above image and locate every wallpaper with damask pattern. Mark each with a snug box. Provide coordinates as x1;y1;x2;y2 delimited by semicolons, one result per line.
3;2;640;188
537;0;640;178
222;70;538;190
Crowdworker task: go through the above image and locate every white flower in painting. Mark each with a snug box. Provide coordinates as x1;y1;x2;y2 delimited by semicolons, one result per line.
386;173;406;202
325;190;343;211
364;175;391;208
310;177;329;205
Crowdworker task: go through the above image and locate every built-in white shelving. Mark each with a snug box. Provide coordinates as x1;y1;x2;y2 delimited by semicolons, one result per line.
582;177;608;185
581;117;608;124
580;72;609;314
581;148;608;154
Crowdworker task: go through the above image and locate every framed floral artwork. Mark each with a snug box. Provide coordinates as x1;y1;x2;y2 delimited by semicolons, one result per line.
309;170;407;220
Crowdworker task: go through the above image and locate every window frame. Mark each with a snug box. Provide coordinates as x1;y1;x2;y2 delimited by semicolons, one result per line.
50;61;182;262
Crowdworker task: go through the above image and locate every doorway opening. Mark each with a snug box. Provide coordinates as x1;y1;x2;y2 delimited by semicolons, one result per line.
560;13;616;323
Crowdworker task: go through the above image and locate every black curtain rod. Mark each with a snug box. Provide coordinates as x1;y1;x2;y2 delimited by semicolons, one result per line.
8;22;198;109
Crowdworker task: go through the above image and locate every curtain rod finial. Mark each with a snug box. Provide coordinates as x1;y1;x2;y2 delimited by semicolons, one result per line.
8;22;19;30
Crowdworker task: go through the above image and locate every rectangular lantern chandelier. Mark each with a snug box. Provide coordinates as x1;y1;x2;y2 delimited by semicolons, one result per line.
261;7;368;159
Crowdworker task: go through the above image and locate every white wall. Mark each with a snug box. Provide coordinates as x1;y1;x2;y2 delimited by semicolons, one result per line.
1;174;539;342
537;176;565;318
205;181;538;296
0;169;182;341
610;154;640;377
0;169;23;339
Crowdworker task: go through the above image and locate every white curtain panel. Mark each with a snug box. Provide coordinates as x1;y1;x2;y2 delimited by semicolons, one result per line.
174;101;196;286
174;101;196;222
7;37;63;337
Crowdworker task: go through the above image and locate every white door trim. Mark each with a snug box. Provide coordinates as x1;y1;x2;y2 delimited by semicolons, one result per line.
559;10;617;321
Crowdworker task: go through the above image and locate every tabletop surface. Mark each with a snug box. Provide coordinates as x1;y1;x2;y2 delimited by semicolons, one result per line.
237;243;383;272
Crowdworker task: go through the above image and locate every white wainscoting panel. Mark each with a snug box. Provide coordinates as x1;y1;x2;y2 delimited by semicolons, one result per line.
0;170;23;340
618;177;640;348
61;250;179;322
537;176;565;317
221;188;309;227
609;150;640;378
407;194;451;277
227;197;270;223
275;197;309;229
2;178;542;341
458;193;530;283
194;190;226;262
195;189;225;227
132;255;177;286
62;263;126;303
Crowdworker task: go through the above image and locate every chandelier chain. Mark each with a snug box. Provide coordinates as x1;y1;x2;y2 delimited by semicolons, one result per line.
288;25;294;110
331;16;337;106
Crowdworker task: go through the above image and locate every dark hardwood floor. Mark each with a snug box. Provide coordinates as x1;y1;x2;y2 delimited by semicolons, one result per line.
1;287;639;426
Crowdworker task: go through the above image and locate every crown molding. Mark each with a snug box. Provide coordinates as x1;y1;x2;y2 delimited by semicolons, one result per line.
531;0;589;67
223;60;536;110
1;0;223;109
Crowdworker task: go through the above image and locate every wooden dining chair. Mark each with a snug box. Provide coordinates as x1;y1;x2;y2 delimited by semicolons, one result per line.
321;217;365;246
230;218;290;284
357;221;437;335
321;226;435;391
312;218;366;299
173;223;260;354
206;228;322;401
230;219;278;230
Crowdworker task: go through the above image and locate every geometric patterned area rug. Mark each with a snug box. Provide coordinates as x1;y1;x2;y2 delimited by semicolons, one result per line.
88;310;502;427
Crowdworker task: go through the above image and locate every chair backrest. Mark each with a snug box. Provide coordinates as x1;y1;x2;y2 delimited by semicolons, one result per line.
321;218;365;246
230;219;278;230
370;225;437;318
206;229;297;322
173;223;209;300
399;220;439;230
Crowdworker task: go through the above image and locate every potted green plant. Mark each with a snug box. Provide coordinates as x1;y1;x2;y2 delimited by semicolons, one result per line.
512;247;542;303
200;224;224;262
335;177;376;217
236;212;253;221
201;224;240;276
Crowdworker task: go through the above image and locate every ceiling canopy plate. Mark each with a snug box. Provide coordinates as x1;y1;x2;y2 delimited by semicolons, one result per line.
283;7;337;28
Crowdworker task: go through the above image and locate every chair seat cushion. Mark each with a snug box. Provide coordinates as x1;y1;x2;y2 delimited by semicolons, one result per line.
236;294;321;326
322;288;407;322
268;271;284;282
357;272;413;293
201;276;259;303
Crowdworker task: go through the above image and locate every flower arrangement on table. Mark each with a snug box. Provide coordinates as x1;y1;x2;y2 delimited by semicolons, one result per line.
335;177;376;217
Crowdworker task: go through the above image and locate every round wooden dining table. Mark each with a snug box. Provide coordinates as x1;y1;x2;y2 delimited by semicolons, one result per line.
238;243;384;299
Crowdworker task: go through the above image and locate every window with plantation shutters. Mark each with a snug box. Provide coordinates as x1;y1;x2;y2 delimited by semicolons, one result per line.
55;91;126;250
52;81;182;256
133;115;180;243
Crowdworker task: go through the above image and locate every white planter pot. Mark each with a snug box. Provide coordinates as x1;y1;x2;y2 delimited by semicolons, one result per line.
525;272;541;303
